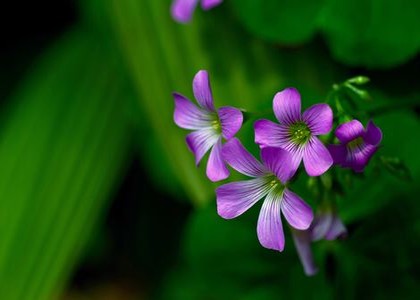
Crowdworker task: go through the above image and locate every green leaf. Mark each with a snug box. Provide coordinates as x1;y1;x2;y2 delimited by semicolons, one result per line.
231;0;327;44
320;0;420;68
0;28;131;299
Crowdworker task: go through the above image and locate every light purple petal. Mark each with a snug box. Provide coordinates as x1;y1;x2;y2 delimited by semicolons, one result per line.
218;106;243;139
281;189;313;230
206;139;229;182
310;212;333;241
325;215;347;240
335;120;364;143
173;93;213;130
327;144;347;165
257;189;285;251
193;70;215;112
216;177;271;219
254;119;290;148
201;0;223;10
282;145;305;177
261;147;296;183
302;104;333;135
364;120;382;146
303;137;333;176
186;128;219;165
273;88;302;125
171;0;199;23
221;138;267;177
292;229;318;276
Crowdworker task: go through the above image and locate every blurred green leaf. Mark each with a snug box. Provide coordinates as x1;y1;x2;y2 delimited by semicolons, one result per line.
231;0;420;68
0;28;131;299
320;0;420;68
231;0;326;44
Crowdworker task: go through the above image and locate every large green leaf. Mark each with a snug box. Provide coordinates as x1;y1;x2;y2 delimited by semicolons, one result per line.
230;0;420;68
0;28;131;299
319;0;420;68
231;0;327;44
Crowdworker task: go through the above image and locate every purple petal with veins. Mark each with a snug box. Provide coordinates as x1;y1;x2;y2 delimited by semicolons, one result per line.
193;70;215;112
218;106;243;139
261;147;296;183
186;128;219;165
335;119;364;143
206;138;229;182
254;119;290;148
281;189;314;230
303;103;333;135
222;138;267;177
216;177;271;219
173;93;213;130
364;120;382;146
257;189;285;251
273;88;302;125
303;137;333;176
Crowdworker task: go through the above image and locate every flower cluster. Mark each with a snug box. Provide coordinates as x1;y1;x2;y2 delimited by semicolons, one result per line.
173;70;382;275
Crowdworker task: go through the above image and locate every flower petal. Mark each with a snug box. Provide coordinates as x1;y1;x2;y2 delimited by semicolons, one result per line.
222;138;267;177
216;177;271;219
206;139;229;182
257;189;285;251
310;212;333;241
218;106;243;139
344;143;378;172
303;137;333;176
201;0;223;10
173;93;213;130
193;70;215;112
302;104;333;135
335;119;364;143
364;120;382;146
171;0;199;23
281;189;313;230
325;215;347;240
292;229;318;276
254;119;290;148
327;144;347;166
273;88;301;125
186;128;219;165
261;147;296;183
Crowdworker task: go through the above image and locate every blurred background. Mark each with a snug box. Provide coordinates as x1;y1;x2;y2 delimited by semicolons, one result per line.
0;0;419;299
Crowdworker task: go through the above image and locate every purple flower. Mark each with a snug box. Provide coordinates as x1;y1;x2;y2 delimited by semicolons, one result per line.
171;0;223;23
173;70;243;182
292;211;347;276
328;120;382;172
254;88;334;177
216;138;314;251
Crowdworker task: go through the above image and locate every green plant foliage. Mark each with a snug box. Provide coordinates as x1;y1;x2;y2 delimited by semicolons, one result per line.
230;0;420;68
231;0;326;44
0;28;131;299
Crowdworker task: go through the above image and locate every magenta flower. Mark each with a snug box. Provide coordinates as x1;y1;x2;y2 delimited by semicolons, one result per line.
173;70;243;182
292;211;347;276
171;0;223;23
328;120;382;172
254;88;333;177
216;138;314;251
